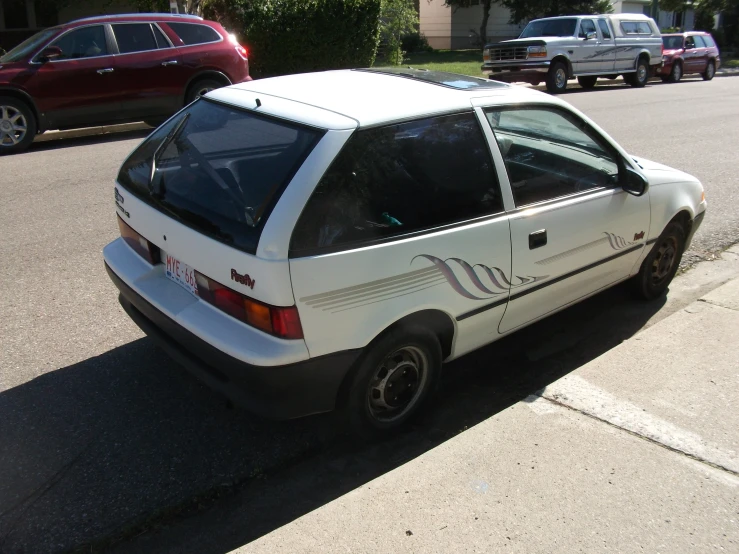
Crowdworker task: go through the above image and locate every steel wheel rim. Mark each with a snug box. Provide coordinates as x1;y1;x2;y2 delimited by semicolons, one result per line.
651;236;678;285
367;345;428;423
638;64;647;82
0;105;27;147
555;68;566;89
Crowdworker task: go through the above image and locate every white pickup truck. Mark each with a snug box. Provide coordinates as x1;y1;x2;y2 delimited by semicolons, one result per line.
482;13;663;93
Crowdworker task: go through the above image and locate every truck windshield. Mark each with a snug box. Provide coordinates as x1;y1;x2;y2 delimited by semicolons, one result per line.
117;99;324;254
519;18;578;38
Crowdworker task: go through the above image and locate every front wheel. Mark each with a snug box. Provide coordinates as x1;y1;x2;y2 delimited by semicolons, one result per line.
629;58;649;88
343;325;442;439
577;76;597;89
546;62;568;94
632;221;686;300
0;97;37;155
702;60;715;81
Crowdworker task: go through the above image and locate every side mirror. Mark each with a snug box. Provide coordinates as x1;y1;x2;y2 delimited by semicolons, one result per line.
622;167;648;196
38;46;62;62
585;31;597;40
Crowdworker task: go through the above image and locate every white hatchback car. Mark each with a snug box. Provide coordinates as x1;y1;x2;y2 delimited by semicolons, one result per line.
104;68;706;435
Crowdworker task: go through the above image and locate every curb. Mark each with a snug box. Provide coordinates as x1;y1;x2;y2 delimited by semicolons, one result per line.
34;122;152;143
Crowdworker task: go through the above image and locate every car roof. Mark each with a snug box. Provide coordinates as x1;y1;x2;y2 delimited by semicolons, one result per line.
662;32;711;36
210;69;549;129
65;13;210;26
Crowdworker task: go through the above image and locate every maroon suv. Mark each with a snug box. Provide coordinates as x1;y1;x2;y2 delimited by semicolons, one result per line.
0;13;251;154
658;32;720;83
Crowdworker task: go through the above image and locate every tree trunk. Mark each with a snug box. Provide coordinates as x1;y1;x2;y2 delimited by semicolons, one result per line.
480;0;492;49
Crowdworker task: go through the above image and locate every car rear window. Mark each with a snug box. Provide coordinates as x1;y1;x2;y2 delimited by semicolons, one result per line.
662;36;683;49
167;22;221;45
117;100;324;254
621;21;652;35
693;35;706;47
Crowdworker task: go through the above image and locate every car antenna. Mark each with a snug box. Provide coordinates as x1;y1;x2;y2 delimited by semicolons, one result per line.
255;98;262;108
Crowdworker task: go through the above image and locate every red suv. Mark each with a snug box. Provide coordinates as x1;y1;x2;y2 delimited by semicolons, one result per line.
0;13;251;154
658;32;720;83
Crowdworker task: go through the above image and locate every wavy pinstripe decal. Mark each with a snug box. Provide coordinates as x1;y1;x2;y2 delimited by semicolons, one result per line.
536;232;639;266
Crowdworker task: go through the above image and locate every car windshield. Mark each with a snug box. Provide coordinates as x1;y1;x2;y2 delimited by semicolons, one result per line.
0;28;59;62
519;18;577;38
117;99;324;254
662;36;684;49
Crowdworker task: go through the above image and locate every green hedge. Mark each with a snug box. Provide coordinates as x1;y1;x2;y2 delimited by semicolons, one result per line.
203;0;382;78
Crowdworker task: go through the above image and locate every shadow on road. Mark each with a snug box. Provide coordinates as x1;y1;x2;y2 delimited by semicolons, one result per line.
29;129;151;153
0;283;666;554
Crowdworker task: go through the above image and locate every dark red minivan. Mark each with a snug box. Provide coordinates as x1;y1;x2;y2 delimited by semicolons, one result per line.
658;32;720;83
0;13;251;154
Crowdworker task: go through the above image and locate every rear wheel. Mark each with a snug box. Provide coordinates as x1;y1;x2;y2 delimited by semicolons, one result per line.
546;62;568;94
629;57;649;88
668;61;682;83
343;325;442;439
0;97;36;155
633;221;686;300
577;76;597;89
185;78;225;105
702;60;715;81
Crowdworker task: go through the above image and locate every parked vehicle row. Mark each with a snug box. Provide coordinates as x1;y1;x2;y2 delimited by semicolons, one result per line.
104;68;706;436
0;13;251;154
658;32;720;82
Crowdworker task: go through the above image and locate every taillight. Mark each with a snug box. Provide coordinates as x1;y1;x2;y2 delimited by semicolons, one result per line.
117;215;160;265
195;271;303;340
235;45;248;60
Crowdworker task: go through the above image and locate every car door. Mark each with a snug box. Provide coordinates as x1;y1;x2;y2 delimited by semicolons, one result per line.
288;112;512;360
596;19;616;72
683;35;699;73
26;24;121;129
691;35;708;73
110;22;188;118
481;105;650;334
574;19;601;74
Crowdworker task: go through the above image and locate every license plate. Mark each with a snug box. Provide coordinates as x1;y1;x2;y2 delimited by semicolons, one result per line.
164;253;198;297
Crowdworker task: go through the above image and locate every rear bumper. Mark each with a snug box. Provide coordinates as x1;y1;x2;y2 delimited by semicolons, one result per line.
106;262;360;420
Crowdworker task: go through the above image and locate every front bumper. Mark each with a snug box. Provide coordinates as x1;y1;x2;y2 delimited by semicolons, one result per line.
106;263;361;420
482;61;551;84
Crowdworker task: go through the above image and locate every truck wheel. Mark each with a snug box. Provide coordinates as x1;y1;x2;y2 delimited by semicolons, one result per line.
702;60;715;81
577;76;597;89
342;325;442;439
629;57;649;88
546;62;568;94
632;221;685;300
0;97;37;155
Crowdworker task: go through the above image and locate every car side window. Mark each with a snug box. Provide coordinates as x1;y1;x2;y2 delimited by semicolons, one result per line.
152;24;171;48
112;23;158;54
290;112;503;253
579;19;596;38
685;36;696;49
49;25;108;60
167;22;221;45
693;35;706;47
597;20;612;39
484;107;619;208
702;35;716;47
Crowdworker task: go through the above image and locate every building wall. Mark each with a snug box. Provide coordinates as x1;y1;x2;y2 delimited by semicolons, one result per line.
612;1;651;15
419;1;520;50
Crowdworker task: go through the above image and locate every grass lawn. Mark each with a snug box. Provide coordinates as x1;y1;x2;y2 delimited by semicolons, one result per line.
376;49;485;78
724;56;739;68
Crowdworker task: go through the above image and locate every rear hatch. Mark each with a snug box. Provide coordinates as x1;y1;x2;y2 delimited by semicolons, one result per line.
106;98;324;363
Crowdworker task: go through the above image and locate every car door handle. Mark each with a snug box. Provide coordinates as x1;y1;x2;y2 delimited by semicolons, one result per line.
97;68;114;74
161;60;178;66
529;229;547;249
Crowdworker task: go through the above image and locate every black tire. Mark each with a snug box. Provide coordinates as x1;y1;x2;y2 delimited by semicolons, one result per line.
629;57;649;88
342;325;442;439
632;221;686;300
546;61;568;94
577;76;597;89
0;96;37;155
702;59;715;81
185;78;224;105
667;61;682;83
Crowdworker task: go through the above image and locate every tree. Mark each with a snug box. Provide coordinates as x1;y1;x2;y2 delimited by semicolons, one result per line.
442;1;498;49
380;0;420;64
499;0;613;24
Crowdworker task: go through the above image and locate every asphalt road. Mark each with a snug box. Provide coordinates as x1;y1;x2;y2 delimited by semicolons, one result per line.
0;75;737;553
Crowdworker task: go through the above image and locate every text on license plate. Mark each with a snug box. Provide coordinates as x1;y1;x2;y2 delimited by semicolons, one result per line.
164;253;198;296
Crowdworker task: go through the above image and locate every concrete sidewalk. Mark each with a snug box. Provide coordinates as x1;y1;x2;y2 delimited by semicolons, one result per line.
237;274;739;553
